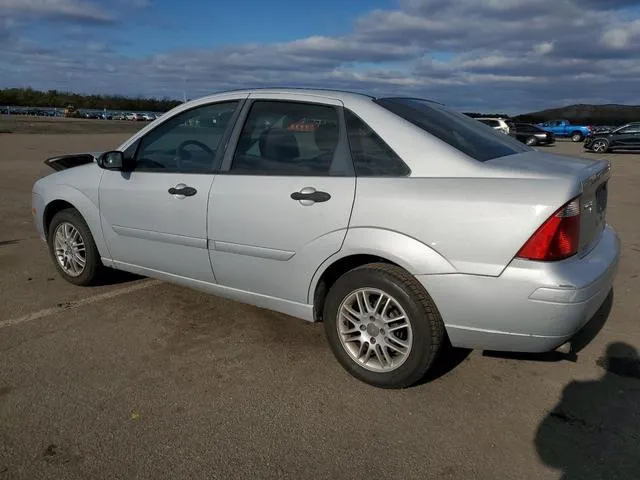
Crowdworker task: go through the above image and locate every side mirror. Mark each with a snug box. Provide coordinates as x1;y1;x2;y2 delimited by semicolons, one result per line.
98;151;133;171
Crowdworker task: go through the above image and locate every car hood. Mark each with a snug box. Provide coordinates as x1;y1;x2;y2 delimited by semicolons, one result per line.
44;152;102;171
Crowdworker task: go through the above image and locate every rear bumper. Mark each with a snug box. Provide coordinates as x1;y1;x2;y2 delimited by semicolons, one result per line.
416;225;620;352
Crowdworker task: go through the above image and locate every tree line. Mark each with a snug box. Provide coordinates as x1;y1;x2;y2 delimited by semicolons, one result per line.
0;88;182;112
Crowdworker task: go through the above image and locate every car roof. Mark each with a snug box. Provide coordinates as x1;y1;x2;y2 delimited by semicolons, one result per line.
194;87;374;103
183;87;458;109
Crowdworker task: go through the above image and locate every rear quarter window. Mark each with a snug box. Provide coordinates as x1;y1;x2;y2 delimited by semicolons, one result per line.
375;98;530;162
344;110;410;177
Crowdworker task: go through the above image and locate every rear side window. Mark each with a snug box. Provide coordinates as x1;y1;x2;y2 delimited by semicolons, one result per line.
344;110;409;177
231;100;341;176
376;98;529;162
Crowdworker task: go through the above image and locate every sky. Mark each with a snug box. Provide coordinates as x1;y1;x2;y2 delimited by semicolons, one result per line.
1;0;640;114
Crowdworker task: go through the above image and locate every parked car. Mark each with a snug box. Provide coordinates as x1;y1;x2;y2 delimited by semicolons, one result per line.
32;89;619;388
142;113;155;121
583;122;640;153
125;113;144;121
477;117;514;135
513;123;555;146
537;119;592;142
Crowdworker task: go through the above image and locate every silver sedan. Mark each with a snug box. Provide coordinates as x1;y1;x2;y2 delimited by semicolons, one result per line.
32;88;620;388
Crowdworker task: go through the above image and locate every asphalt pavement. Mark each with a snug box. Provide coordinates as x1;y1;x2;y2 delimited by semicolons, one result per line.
1;128;638;479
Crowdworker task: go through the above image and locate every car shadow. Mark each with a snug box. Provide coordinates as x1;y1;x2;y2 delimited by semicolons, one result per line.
417;339;473;385
535;341;640;479
91;268;144;287
482;289;613;364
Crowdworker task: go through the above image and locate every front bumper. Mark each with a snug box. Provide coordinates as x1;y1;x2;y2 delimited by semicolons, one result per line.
32;192;46;241
416;225;620;352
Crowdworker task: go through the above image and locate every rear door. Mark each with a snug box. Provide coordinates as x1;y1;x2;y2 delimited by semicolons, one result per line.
207;94;356;304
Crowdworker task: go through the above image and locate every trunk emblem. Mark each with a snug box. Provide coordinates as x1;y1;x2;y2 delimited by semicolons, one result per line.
584;200;593;213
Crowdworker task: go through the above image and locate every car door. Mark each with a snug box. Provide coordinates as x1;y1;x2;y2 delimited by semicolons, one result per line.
99;98;245;282
207;95;356;304
613;124;640;149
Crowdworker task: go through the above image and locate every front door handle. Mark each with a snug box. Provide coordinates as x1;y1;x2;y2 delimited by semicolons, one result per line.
290;187;331;205
168;184;197;197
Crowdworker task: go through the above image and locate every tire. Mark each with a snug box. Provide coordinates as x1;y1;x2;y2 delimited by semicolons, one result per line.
47;208;104;286
525;136;538;146
591;139;609;153
571;131;584;142
323;263;445;388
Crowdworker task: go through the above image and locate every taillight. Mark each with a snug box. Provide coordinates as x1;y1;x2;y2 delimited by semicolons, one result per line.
516;198;580;261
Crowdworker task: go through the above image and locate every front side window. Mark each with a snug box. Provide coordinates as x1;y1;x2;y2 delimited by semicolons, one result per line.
231;101;340;176
344;110;409;177
375;98;530;162
135;101;239;172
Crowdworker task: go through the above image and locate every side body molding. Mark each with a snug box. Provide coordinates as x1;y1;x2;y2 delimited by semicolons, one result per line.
307;227;457;304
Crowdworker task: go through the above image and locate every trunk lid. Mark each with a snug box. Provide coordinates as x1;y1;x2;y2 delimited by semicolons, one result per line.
487;151;610;256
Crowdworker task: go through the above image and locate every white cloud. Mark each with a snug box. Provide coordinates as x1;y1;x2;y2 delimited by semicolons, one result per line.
0;0;112;22
533;41;554;55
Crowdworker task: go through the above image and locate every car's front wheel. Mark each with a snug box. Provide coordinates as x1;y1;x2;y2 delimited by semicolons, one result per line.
323;263;445;388
591;139;609;153
47;208;104;286
525;136;538;146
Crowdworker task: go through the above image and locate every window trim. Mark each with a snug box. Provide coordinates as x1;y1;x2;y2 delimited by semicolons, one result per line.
218;98;354;177
130;99;245;174
343;108;411;178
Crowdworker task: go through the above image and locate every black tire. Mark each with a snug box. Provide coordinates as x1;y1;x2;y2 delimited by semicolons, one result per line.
323;263;445;388
47;208;104;286
571;131;584;142
525;136;538;146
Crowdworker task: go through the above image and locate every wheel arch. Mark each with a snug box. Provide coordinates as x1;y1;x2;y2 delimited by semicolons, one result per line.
309;228;456;321
40;186;110;260
43;199;75;239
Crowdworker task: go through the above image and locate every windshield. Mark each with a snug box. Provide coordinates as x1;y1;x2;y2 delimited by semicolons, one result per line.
375;98;530;162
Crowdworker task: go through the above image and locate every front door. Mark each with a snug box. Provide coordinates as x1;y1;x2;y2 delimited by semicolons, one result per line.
613;124;640;149
99;99;243;282
207;96;356;304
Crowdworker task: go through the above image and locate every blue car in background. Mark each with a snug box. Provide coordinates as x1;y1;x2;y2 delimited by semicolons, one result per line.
536;119;593;142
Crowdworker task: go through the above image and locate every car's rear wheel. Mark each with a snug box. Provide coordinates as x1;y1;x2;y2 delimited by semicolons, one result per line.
525;136;538;146
323;263;445;388
47;208;104;286
571;131;584;142
591;139;609;153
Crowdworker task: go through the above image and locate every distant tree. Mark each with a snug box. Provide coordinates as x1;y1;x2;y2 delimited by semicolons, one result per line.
0;87;181;112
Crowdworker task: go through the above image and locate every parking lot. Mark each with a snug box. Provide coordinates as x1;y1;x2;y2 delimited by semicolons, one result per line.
1;118;639;479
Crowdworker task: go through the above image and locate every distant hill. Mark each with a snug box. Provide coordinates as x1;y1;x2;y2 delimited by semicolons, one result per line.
514;104;640;126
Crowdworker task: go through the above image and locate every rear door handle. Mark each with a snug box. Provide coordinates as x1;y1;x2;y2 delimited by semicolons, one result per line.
168;184;197;197
290;187;331;204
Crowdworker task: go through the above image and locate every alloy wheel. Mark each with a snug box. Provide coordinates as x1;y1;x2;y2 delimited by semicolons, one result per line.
53;222;86;277
337;288;413;373
592;140;608;153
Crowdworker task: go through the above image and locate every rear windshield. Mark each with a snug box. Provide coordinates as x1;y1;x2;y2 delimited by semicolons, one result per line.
375;98;530;162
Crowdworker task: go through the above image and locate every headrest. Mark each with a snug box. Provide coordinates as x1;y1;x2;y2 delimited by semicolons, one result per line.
314;123;338;152
259;128;299;161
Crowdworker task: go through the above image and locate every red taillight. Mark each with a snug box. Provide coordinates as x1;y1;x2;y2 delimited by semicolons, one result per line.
516;198;580;261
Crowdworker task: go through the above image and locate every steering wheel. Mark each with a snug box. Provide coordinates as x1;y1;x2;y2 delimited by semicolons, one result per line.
176;140;215;169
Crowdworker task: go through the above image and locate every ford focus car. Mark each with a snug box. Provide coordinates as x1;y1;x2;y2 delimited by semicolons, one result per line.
32;88;620;388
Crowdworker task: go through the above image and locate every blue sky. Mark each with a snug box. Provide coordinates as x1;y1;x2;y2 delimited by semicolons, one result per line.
1;0;640;113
